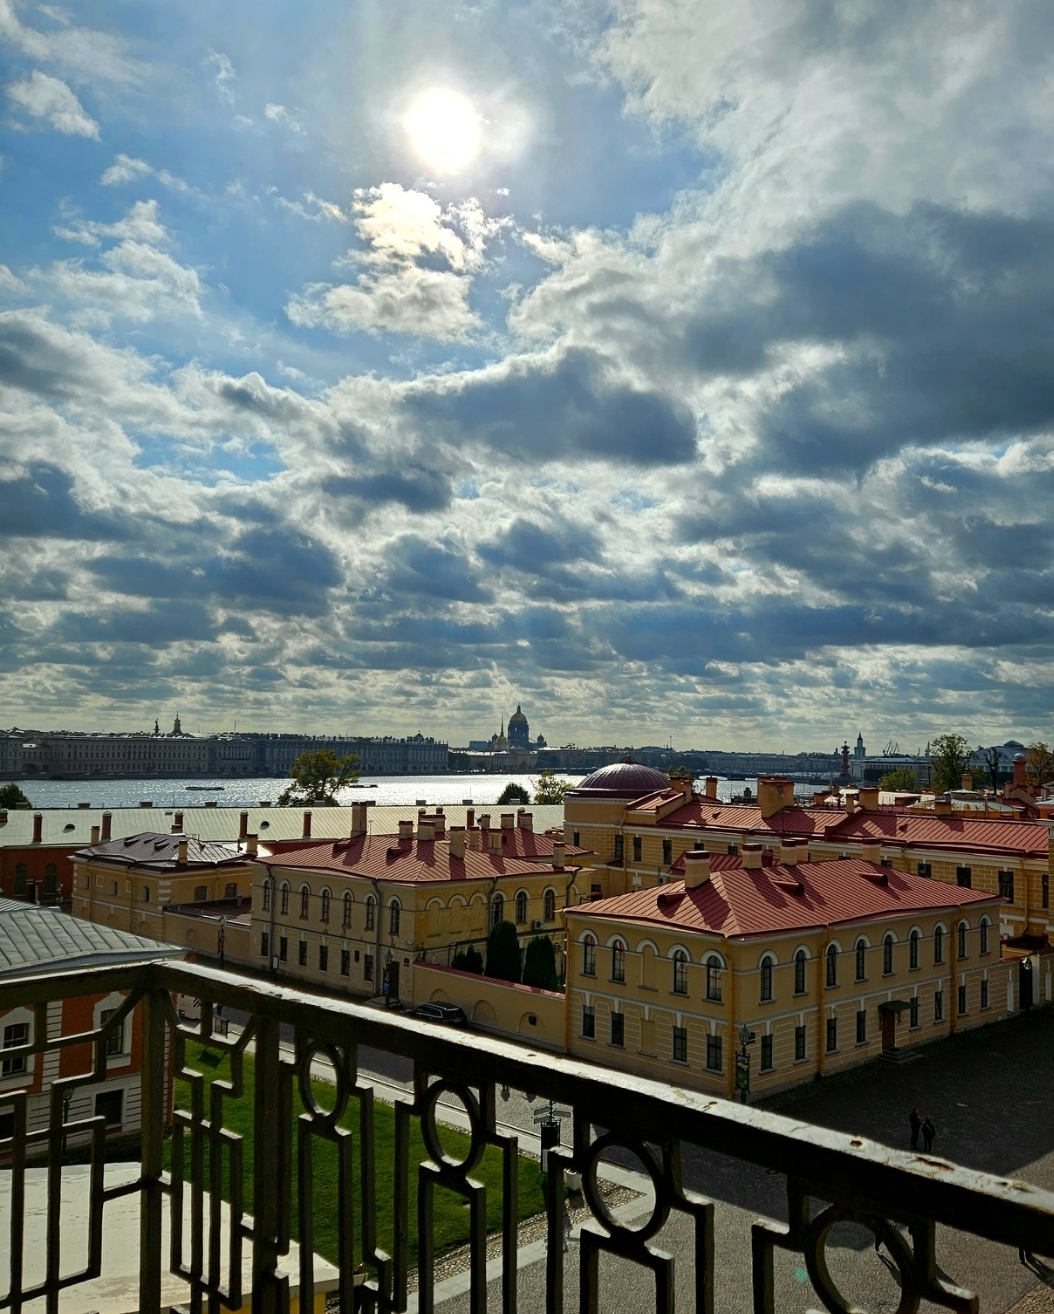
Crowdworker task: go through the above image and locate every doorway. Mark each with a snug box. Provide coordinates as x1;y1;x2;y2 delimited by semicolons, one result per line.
880;1008;897;1051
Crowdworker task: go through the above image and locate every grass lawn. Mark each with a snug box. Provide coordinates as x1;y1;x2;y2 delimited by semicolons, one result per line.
168;1044;546;1269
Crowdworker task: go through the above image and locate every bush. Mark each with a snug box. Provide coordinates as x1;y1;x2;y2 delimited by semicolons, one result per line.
522;936;559;990
451;947;484;974
485;920;522;983
497;782;530;805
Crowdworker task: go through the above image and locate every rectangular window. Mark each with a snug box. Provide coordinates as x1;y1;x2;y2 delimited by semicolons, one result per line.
572;831;580;847
880;857;894;869
100;1008;124;1056
956;866;972;889
318;945;329;973
917;862;932;878
582;1006;595;1039
632;835;642;862
957;983;967;1015
981;978;989;1009
934;990;944;1023
261;932;270;958
760;1033;773;1071
279;936;288;962
94;1090;123;1126
825;1017;837;1053
856;1010;867;1044
909;996;919;1028
1044;874;1050;910
672;1026;688;1064
340;949;350;977
998;870;1015;902
727;844;739;856
364;954;374;982
794;1025;806;1061
613;834;624;861
298;941;308;967
662;838;672;865
706;1033;722;1071
2;1022;28;1077
610;1012;624;1047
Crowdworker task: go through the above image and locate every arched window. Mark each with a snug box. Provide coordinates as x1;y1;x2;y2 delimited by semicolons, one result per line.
515;890;528;925
320;889;331;923
490;894;504;929
909;929;919;970
705;955;723;1002
544;888;556;922
343;892;352;927
980;918;989;955
365;896;375;931
933;925;944;965
280;883;290;915
262;879;272;912
855;939;867;981
611;940;625;982
883;935;894;975
826;944;838;988
957;921;967;959
794;949;807;994
760;956;774;1002
299;885;310;919
672;949;688;995
582;934;597;977
389;900;401;936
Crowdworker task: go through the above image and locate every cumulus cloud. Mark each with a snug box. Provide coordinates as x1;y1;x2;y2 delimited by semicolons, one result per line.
6;70;98;136
204;49;236;106
264;102;303;133
0;0;143;86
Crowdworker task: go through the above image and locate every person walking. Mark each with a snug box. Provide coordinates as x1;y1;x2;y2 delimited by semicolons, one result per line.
922;1117;935;1153
909;1107;922;1150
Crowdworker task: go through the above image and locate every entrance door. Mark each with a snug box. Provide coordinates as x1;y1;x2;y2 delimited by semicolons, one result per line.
383;960;401;1003
880;1009;897;1051
1019;959;1034;1010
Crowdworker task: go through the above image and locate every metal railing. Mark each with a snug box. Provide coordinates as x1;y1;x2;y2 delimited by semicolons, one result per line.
2;957;1053;1314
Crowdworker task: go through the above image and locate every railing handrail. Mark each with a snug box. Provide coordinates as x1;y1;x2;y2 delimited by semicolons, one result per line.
4;955;1054;1256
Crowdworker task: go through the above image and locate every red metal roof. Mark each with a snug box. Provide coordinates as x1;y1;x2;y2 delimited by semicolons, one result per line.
258;834;570;885
638;799;839;837
568;858;1002;940
826;813;1049;857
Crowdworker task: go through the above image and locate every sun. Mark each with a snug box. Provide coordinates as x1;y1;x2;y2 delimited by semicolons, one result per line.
404;88;482;174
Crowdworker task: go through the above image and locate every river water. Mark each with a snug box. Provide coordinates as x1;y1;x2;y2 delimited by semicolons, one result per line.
10;772;753;810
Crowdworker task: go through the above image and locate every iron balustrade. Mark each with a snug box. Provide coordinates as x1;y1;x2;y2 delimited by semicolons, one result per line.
1;957;1053;1314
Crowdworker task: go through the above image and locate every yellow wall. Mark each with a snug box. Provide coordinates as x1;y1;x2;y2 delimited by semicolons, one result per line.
71;855;253;942
411;962;566;1051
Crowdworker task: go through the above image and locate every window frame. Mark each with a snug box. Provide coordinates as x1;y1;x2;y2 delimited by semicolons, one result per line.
705;956;723;1003
794;949;807;995
933;925;944;965
611;940;626;983
825;944;838;988
672;1025;688;1064
672;949;689;996
705;1032;722;1072
610;1011;625;1047
854;939;867;982
759;956;774;1003
389;899;402;936
582;935;597;978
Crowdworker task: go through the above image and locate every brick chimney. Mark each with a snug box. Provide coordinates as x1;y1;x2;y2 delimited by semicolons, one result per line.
467;826;481;851
239;811;249;840
172;811;184;833
32;813;42;844
779;838;801;865
672;776;692;801
517;810;533;831
449;826;466;860
858;786;879;812
398;819;413;842
758;776;794;819
478;813;491;831
351;803;368;838
246;834;258;857
90;824;100;845
418;819;435;842
501;812;515;830
433;813;446;839
704;776;719;801
101;812;112;842
743;842;763;869
860;840;882;864
552;841;565;870
487;828;502;855
177;838;188;867
1013;754;1028;788
683;850;711;888
934;795;953;816
466;808;475;828
961;772;973;791
302;810;312;839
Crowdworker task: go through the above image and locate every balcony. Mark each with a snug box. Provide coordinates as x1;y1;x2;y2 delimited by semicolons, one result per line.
2;957;1053;1313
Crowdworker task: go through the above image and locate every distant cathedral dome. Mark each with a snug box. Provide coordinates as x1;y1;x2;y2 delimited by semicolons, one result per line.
508;704;531;750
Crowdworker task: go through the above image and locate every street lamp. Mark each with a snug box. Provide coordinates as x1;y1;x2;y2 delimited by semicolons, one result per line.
736;1026;756;1104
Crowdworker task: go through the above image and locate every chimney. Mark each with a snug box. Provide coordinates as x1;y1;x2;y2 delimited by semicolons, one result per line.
302;810;312;839
813;790;828;807
487;828;502;855
101;812;112;842
478;813;491;831
32;813;42;844
672;775;692;800
860;840;882;864
517;810;533;832
0;810;6;826
172;811;184;833
467;826;481;851
351;803;368;838
435;806;445;816
758;776;794;819
961;772;973;791
552;840;565;869
246;834;258;857
501;813;514;830
177;838;188;867
1013;754;1028;788
743;842;763;869
90;824;100;845
844;791;859;814
704;776;719;801
239;811;249;840
779;838;800;866
858;786;879;812
418;819;435;842
934;794;953;816
683;850;711;888
449;826;466;860
398;819;413;842
466;808;475;828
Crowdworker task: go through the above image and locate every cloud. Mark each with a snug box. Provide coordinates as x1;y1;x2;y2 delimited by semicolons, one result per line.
6;70;98;137
0;0;143;86
264;102;303;133
99;154;196;194
204;49;236;106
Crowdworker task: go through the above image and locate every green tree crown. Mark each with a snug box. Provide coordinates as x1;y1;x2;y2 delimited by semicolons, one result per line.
534;768;571;805
522;935;559;991
484;920;522;983
277;749;361;807
877;766;919;792
497;782;530;805
0;783;30;809
928;734;973;795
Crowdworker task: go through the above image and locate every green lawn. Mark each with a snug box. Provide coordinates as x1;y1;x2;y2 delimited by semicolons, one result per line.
168;1044;545;1269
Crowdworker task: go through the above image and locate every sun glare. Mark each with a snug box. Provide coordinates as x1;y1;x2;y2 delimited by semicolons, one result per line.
405;88;482;173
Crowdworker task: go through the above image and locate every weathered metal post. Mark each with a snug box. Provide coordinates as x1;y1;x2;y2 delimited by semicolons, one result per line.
138;988;167;1314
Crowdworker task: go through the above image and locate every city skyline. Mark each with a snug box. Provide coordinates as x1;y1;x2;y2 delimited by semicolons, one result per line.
2;3;1053;749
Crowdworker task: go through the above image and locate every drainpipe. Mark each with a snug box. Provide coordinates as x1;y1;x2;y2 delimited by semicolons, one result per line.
818;925;829;1080
371;878;383;993
263;862;277;978
725;935;736;1101
950;903;962;1036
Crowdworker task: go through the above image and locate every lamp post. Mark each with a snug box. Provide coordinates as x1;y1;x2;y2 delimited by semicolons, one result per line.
218;915;227;969
736;1024;756;1104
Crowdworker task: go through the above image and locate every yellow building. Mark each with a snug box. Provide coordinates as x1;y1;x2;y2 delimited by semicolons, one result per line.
565;846;1011;1098
251;809;585;1002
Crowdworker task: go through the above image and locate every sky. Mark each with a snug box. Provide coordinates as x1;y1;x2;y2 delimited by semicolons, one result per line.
1;0;1053;752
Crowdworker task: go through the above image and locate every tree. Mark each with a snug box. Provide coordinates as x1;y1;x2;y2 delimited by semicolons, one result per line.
980;746;1002;791
485;920;522;983
928;734;973;795
0;783;30;809
451;947;484;975
669;765;693;783
277;749;360;806
497;782;530;805
877;766;919;792
1027;742;1054;788
522;935;559;991
534;769;571;805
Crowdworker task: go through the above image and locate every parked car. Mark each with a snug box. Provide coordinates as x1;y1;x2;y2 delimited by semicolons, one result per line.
406;1002;468;1026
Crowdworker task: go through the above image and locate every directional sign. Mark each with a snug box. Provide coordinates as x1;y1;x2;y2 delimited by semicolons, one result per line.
533;1107;571;1123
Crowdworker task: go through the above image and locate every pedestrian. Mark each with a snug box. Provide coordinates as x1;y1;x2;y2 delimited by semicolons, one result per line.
922;1117;935;1153
909;1107;921;1150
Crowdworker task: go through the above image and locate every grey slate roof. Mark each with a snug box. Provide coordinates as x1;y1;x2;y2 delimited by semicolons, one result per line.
0;898;180;978
73;832;246;871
